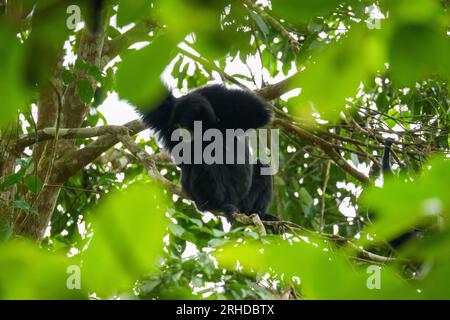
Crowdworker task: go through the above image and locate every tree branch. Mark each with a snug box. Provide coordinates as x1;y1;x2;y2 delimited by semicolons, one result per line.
102;18;160;66
273;118;370;184
233;213;394;264
255;71;301;100
177;46;248;89
26;114;370;185
241;0;300;53
117;133;185;197
14;125;135;152
54;120;146;182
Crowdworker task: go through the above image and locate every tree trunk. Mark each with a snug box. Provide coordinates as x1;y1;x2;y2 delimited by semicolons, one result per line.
11;6;111;242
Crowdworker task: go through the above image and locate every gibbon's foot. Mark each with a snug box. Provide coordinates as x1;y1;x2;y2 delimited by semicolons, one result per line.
257;213;279;233
222;204;239;223
258;213;279;222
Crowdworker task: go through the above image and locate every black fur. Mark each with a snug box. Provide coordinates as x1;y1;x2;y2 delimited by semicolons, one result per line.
89;0;103;36
382;137;394;176
140;85;276;222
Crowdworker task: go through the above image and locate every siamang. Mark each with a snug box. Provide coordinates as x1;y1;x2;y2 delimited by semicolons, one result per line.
140;85;277;222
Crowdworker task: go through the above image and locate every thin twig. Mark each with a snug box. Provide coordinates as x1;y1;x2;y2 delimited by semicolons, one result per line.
320;160;331;233
241;0;300;53
233;213;394;264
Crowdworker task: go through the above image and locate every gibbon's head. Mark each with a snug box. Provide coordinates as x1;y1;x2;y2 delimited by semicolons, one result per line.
169;93;218;131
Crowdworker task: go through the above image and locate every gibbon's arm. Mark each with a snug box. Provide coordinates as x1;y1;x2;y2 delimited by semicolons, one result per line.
194;85;273;131
139;85;273;148
139;92;178;150
382;138;395;176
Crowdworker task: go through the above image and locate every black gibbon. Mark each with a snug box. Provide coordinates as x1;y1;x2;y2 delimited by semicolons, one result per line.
140;85;277;222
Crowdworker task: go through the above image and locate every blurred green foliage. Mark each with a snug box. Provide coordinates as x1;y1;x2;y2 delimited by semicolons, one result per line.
80;182;168;297
0;24;27;127
361;157;450;246
0;241;86;299
117;35;179;107
215;237;420;299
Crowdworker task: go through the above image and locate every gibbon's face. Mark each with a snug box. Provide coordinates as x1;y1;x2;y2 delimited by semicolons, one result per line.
170;94;218;131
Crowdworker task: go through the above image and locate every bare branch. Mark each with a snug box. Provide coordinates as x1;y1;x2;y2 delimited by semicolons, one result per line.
102;19;160;65
241;0;300;53
273;118;370;184
319;160;331;233
255;71;301;100
117;133;185;197
177;46;248;90
233;213;394;264
54;120;146;182
15;125;133;152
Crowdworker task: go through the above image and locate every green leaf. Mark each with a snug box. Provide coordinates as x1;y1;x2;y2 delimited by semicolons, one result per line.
77;79;94;104
88;65;103;83
116;35;178;108
168;223;186;238
0;25;27;127
0;227;13;242
92;86;107;107
117;0;150;27
0;173;23;191
249;11;269;36
291;25;386;120
24;175;44;194
361;157;450;246
61;69;75;85
299;187;313;218
389;23;450;86
170;55;183;78
12;200;37;214
75;58;89;71
102;67;116;93
215;237;418;299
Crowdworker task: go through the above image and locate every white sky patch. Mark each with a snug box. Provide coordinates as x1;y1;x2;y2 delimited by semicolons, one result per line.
333;224;339;235
182;241;200;258
421;198;443;216
98;92;140;124
97;92;151;140
339;196;357;218
356;161;371;176
365;4;385;20
280;88;301;101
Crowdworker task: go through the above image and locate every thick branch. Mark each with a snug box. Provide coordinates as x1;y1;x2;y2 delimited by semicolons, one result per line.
15;125;133;152
39;115;370;185
54;120;145;182
255;71;301;100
